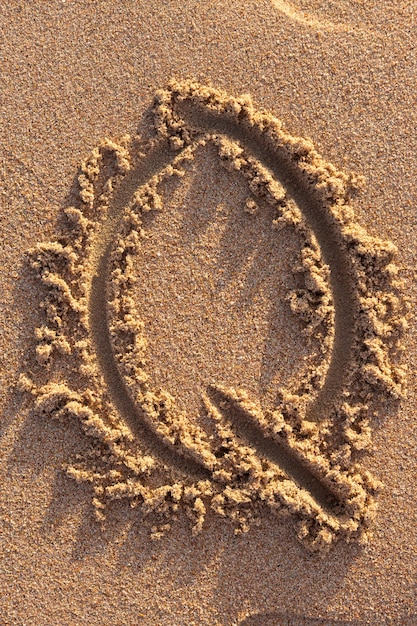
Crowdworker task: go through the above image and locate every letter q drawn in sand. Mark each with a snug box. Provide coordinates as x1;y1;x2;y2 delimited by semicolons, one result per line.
21;81;407;552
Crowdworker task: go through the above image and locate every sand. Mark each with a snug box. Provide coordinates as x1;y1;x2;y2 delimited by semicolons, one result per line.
1;1;416;625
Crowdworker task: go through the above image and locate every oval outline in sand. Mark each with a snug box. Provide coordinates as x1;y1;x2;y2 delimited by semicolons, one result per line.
22;80;407;552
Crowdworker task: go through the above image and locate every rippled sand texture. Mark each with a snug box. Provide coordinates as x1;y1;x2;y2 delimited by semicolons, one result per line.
1;1;416;625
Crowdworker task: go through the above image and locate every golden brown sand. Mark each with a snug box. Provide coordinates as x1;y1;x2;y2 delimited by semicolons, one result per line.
1;1;416;624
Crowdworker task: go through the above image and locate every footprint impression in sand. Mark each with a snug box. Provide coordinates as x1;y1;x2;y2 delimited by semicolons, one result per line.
21;81;407;551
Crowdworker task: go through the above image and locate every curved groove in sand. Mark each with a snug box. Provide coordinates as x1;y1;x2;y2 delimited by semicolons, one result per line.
269;0;371;36
89;140;211;479
239;611;354;626
175;100;356;423
88;102;356;509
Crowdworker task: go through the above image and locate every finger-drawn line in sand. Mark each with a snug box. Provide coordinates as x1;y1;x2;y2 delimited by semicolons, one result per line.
269;0;373;36
237;609;354;626
21;81;407;551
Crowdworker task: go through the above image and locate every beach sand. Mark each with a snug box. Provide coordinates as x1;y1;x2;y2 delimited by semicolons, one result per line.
1;1;416;624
